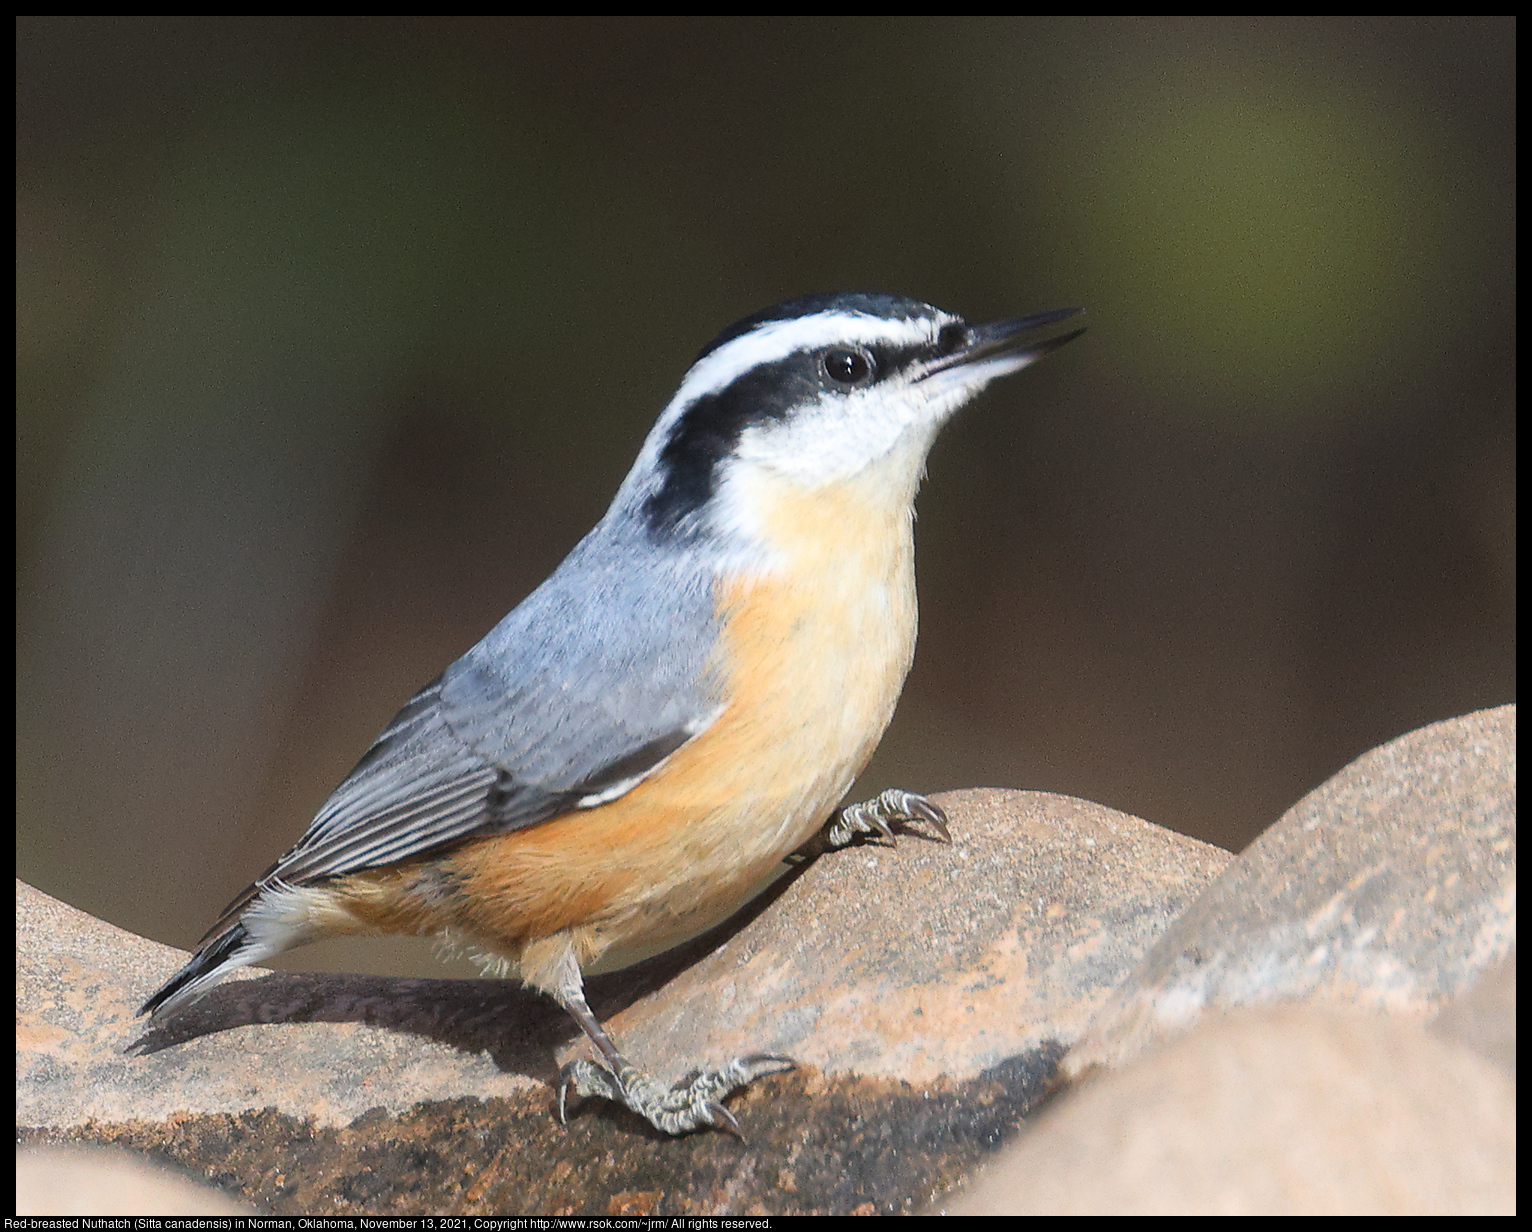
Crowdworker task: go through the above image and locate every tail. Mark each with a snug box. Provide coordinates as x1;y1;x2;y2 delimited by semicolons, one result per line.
138;922;261;1022
140;875;347;1021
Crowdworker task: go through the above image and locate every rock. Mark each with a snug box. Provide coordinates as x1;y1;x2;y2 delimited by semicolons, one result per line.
563;789;1232;1085
16;1145;258;1216
21;708;1508;1213
945;1005;1515;1215
945;705;1516;1215
1065;705;1516;1077
18;789;1226;1215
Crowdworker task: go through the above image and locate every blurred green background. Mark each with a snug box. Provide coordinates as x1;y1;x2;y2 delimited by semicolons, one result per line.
18;17;1515;983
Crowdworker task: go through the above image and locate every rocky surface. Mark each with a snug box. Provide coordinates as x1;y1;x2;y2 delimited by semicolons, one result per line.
1064;705;1516;1078
947;996;1515;1215
949;704;1516;1215
18;789;1228;1214
16;706;1514;1214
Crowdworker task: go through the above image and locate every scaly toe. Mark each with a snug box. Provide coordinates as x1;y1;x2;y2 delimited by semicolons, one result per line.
557;1057;621;1123
826;788;951;848
556;1053;796;1137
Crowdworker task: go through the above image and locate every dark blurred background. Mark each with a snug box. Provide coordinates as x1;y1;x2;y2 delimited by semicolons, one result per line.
18;17;1515;982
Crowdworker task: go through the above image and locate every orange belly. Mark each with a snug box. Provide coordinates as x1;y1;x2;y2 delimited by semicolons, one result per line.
327;453;922;977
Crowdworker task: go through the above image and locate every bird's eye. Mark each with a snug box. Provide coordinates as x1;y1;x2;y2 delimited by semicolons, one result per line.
823;348;874;385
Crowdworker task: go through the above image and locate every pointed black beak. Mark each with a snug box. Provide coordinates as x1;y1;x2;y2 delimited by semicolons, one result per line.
922;307;1086;379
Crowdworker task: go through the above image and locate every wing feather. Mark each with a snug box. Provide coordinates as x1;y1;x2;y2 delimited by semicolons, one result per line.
212;531;726;932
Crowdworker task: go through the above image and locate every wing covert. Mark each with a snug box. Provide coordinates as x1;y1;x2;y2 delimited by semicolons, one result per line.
221;528;726;919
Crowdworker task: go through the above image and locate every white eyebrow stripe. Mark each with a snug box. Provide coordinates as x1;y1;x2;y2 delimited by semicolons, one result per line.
667;310;947;411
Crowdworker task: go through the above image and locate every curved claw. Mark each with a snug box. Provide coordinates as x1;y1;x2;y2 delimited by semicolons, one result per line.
828;789;952;849
558;1059;603;1124
905;795;951;843
553;1051;794;1137
741;1052;798;1076
707;1100;745;1141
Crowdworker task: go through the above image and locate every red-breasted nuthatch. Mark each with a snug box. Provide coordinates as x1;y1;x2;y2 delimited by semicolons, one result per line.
140;293;1084;1136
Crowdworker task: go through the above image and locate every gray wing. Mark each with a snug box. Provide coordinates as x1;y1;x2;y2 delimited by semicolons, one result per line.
224;530;724;919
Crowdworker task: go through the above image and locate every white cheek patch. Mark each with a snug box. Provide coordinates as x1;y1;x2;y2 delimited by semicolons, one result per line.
731;381;945;488
611;309;955;515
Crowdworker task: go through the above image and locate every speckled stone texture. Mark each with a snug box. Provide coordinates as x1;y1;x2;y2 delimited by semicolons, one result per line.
947;999;1515;1216
18;788;1227;1214
946;705;1516;1215
1065;704;1515;1077
17;708;1513;1214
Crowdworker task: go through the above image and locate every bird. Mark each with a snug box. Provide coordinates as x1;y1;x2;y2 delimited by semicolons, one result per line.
139;292;1084;1136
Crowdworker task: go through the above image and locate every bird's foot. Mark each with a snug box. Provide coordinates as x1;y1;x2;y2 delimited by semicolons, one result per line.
557;1052;796;1138
824;788;951;849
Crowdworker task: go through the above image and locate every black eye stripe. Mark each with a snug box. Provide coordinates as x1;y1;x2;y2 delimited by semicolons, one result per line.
644;331;958;538
645;353;819;535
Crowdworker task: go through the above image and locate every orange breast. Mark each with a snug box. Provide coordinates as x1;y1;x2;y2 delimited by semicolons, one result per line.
333;448;925;973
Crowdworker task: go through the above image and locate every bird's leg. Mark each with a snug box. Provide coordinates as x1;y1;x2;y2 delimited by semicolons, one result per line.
542;942;794;1138
824;788;951;849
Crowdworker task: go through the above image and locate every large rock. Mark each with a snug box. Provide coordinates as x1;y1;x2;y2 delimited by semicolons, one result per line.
18;789;1227;1215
